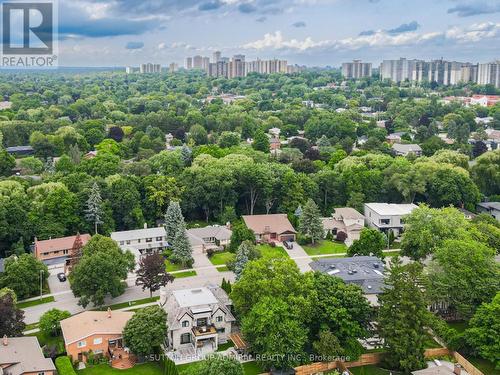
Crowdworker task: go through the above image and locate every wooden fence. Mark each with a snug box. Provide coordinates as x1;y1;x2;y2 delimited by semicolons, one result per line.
453;352;484;375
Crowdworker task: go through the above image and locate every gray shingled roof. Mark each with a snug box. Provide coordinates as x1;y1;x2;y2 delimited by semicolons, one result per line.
0;336;55;375
309;256;386;294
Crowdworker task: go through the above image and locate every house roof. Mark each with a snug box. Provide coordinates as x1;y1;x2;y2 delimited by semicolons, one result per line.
5;146;34;153
60;311;134;345
0;336;55;374
242;214;296;235
364;203;418;216
187;225;232;244
0;258;4;273
35;234;91;253
392;143;422;153
333;207;365;220
477;201;500;210
111;226;166;242
309;256;385;294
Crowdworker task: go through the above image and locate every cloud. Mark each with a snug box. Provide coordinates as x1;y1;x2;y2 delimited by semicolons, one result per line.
256;16;267;22
292;21;307;28
125;41;144;49
199;1;224;11
243;31;331;50
359;30;376;36
238;3;257;13
387;21;420;34
448;2;500;17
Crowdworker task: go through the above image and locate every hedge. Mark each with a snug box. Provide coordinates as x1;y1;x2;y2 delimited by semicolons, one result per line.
55;356;77;375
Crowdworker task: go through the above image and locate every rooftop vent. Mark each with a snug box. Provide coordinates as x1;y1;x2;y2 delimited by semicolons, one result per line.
329;264;336;269
192;289;203;294
373;263;379;269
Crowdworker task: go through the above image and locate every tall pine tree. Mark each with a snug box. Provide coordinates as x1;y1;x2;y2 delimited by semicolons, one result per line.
165;201;184;245
299;199;324;244
234;241;252;280
170;221;193;267
85;182;103;234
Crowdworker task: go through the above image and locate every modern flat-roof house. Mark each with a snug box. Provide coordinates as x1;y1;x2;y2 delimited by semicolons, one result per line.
160;285;235;356
111;226;167;260
60;310;134;368
187;225;232;254
0;335;56;375
322;207;365;246
476;202;500;222
310;256;385;306
391;143;423;156
364;203;418;236
242;214;296;243
33;234;91;266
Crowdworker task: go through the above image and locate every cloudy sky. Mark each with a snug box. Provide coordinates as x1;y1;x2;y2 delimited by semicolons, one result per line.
50;0;500;66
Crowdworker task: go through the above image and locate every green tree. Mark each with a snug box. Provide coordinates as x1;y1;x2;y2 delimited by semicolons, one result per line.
471;149;500;196
298;199;323;245
39;308;71;336
378;259;429;373
218;131;241;148
135;253;174;297
252;129;270;153
170;221;193;267
0;149;15;176
0;292;25;336
229;221;255;252
348;228;386;258
189;124;208;145
1;254;48;299
165;201;184;244
123;306;167;356
233;240;254;280
69;235;135;308
85;182;103;234
312;329;344;360
197;355;243;375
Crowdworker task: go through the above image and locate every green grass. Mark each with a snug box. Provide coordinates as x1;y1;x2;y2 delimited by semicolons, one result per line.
165;259;188;272
256;244;289;258
468;357;500;375
383;250;401;257
208;251;235;265
424;334;443;349
217;265;229;272
446;321;468;333
29;331;65;355
17;296;55;309
173;270;197;278
303;240;347;256
349;365;403;375
94;296;160;311
177;361;201;375
216;339;234;352
242;361;265;375
78;363;163;375
24;322;39;331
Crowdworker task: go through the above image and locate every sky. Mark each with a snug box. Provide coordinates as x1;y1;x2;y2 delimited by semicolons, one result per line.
39;0;500;66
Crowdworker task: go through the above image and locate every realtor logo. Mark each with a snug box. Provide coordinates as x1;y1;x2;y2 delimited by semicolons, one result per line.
1;0;58;68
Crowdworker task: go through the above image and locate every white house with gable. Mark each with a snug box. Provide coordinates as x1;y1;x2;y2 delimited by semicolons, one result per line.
111;225;167;260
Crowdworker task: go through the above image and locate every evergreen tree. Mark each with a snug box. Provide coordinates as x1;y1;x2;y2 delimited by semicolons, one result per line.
163;357;179;375
9;237;25;256
170;221;193;267
299;199;324;244
252;129;270;153
68;143;81;164
378;258;429;373
234;241;253;280
85;182;103;234
165;201;184;244
316;135;331;149
180;145;192;167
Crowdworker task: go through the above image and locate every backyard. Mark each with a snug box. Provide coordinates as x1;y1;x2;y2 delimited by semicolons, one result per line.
78;363;163;375
177;360;264;375
303;240;347;256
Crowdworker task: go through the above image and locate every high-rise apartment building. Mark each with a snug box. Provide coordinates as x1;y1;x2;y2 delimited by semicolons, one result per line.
380;58;419;82
193;55;203;69
230;54;246;78
342;60;372;79
125;66;134;74
477;61;500;88
213;51;221;63
185;57;193;69
168;63;178;73
139;63;161;74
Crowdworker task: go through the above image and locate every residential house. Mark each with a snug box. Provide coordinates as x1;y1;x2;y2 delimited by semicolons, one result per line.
187;225;232;254
60;310;134;366
5;146;34;157
321;207;365;246
269;136;281;151
309;256;385;306
33;234;91;267
457;208;476;220
0;335;56;375
476;202;500;222
160;285;235;355
111;225;167;260
242;214;296;242
392;143;423;157
364;203;418;236
385;132;404;144
84;150;98;159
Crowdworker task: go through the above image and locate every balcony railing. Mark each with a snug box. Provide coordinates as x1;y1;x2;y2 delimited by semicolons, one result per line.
192;325;217;336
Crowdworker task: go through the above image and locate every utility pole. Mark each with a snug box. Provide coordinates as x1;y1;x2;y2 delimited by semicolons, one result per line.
40;269;43;300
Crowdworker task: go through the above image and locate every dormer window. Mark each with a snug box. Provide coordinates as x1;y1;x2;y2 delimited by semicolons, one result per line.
182;320;189;327
216;316;223;322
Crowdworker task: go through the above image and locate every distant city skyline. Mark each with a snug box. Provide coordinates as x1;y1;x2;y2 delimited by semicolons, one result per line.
51;0;500;67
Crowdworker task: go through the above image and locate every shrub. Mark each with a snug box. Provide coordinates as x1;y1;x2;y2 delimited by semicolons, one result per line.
55;356;76;375
336;231;348;243
162;357;179;375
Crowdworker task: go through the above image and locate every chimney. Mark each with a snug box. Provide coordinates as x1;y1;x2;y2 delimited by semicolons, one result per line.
454;364;462;375
2;335;8;346
107;307;112;318
144;223;148;229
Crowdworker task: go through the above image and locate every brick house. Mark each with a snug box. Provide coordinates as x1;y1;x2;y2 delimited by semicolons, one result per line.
242;213;296;242
33;234;91;266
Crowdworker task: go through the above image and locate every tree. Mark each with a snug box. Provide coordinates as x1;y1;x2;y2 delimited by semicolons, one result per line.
252;129;270;153
299;199;323;244
189;124;208;145
348;228;386;258
465;292;500;368
312;329;344;360
233;240;255;280
170;221;193;267
165;201;184;244
69;235;135;308
0;292;25;336
162;357;179;375
472;141;488;158
428;239;499;319
68;233;84;270
123;306;167;357
39;308;71;336
85;182;103;234
378;259;429;373
471;149;500;196
180;145;192;166
108;126;124;142
197;355;244;375
0;149;15;176
228;222;255;252
135;253;174;297
1;254;48;299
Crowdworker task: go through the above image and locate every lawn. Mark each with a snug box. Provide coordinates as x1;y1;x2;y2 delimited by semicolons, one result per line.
256;244;289;258
78;363;163;375
173;270;197;278
177;360;264;375
17;296;55;309
216;339;234;352
349;365;403;375
29;331;65;355
468;357;500;375
177;361;201;375
303;240;347;256
208;251;235;265
424;334;443;349
94;296;160;311
165;259;188;272
217;265;229;272
446;321;468;333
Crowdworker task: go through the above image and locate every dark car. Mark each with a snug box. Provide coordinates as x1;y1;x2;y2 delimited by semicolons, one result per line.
283;240;293;250
57;273;67;282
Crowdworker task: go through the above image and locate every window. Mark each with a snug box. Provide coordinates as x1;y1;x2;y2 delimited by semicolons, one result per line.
180;333;191;344
216;327;225;334
93;337;102;345
126;240;131;245
216;316;223;323
182;320;190;327
380;219;390;225
156;236;162;241
137;239;141;243
146;238;152;243
120;241;124;245
63;249;69;255
197;318;208;327
77;340;86;348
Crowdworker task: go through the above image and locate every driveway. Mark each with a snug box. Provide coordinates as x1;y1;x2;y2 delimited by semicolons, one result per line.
192;252;220;277
285;242;313;272
47;266;71;296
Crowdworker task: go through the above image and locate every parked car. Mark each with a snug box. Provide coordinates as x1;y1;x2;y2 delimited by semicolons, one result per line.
283;241;293;250
57;273;67;282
